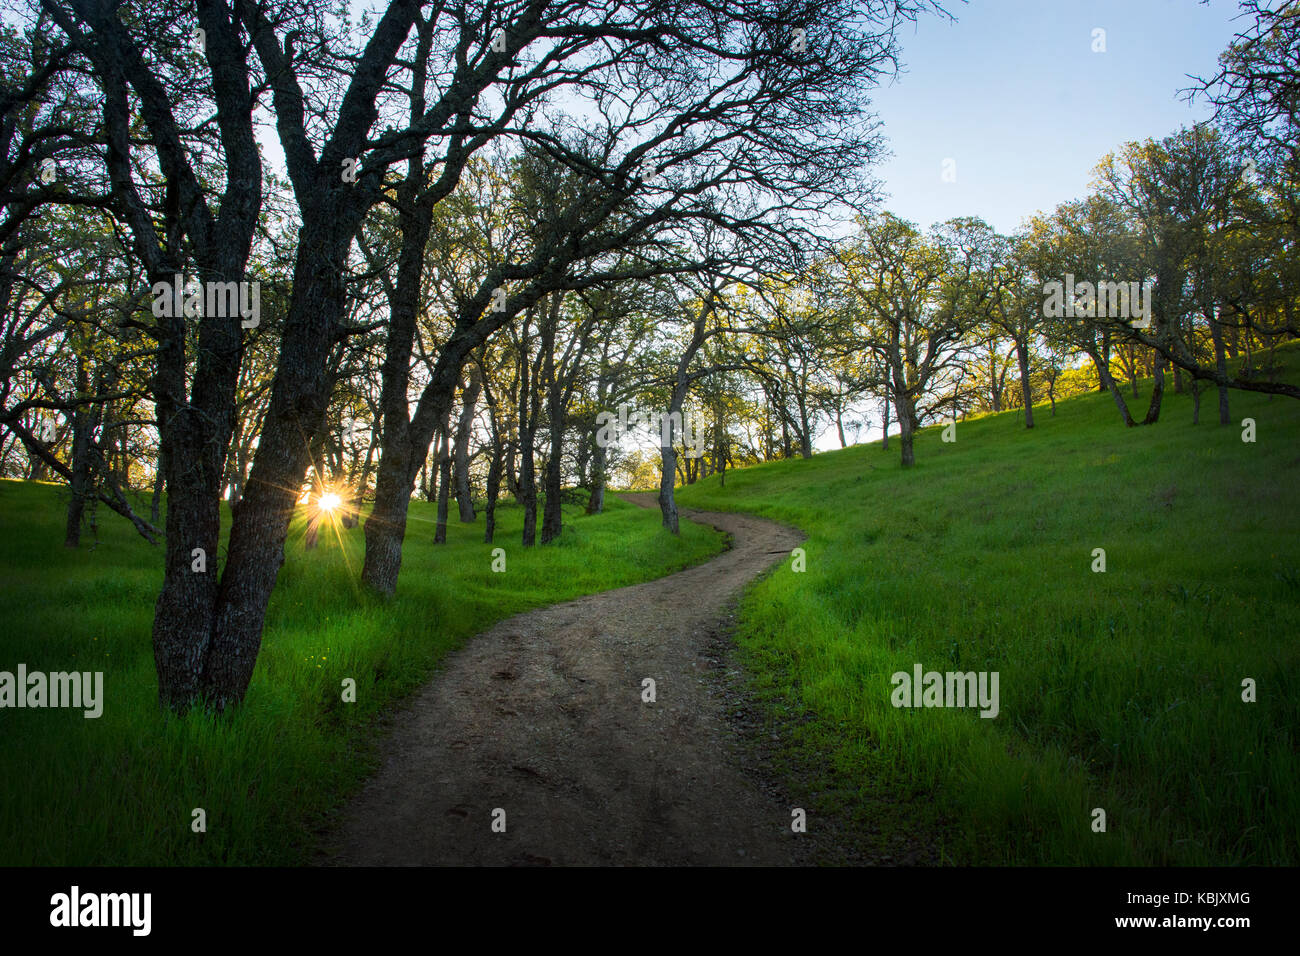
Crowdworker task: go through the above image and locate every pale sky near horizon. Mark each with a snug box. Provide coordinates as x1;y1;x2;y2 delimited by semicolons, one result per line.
866;0;1248;235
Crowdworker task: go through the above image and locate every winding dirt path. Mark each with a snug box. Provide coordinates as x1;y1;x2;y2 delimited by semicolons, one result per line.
324;493;810;866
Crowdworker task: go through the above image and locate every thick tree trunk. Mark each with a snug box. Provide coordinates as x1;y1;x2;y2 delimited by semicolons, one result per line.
520;427;537;546
896;395;916;467
541;426;564;543
1093;349;1135;427
362;437;416;595
359;105;437;593
889;350;915;467
658;442;679;534
658;294;713;532
1142;359;1165;425
585;440;606;515
149;264;245;712
64;436;91;547
1016;340;1034;429
484;438;503;543
151;204;354;711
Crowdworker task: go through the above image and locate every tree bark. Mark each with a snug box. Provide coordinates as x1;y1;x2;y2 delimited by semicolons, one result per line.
1016;340;1034;429
1142;358;1165;425
454;369;481;522
484;437;503;544
881;389;890;451
585;439;606;515
435;427;451;544
1092;348;1135;427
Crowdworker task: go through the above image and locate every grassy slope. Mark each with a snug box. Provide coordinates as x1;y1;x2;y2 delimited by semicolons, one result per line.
0;489;723;865
678;353;1300;865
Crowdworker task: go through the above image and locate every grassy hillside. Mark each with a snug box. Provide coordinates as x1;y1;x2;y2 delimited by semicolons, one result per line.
678;357;1300;865
0;487;724;865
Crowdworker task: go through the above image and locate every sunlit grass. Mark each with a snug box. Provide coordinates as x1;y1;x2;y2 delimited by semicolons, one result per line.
679;346;1300;865
0;489;724;864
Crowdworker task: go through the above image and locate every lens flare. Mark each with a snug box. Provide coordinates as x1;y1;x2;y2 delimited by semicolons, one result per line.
319;492;342;513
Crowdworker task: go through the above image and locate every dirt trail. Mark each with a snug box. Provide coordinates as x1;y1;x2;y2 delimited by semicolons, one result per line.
324;493;810;866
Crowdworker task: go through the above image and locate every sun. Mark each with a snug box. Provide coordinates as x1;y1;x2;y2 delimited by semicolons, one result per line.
318;492;342;513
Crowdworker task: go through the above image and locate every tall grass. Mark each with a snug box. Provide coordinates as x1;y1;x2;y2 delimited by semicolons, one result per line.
0;490;723;864
679;354;1300;865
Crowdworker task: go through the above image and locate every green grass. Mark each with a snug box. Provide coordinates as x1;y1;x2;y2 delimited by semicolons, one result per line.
0;488;724;865
678;354;1300;865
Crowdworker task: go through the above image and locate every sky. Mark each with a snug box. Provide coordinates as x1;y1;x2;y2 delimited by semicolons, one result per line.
800;0;1250;449
866;0;1249;235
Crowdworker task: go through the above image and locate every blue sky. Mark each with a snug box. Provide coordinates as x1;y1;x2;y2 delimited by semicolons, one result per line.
867;0;1248;234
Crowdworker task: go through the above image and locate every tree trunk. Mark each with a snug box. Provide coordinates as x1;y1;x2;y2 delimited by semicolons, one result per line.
896;396;916;467
1093;349;1135;427
358;117;438;595
540;328;565;543
362;437;417;596
520;426;537;546
797;400;813;459
1016;340;1034;429
658;441;679;534
1142;358;1165;425
541;423;564;543
435;428;451;544
156;233;353;712
484;438;503;543
881;390;890;451
454;369;481;522
585;439;606;515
